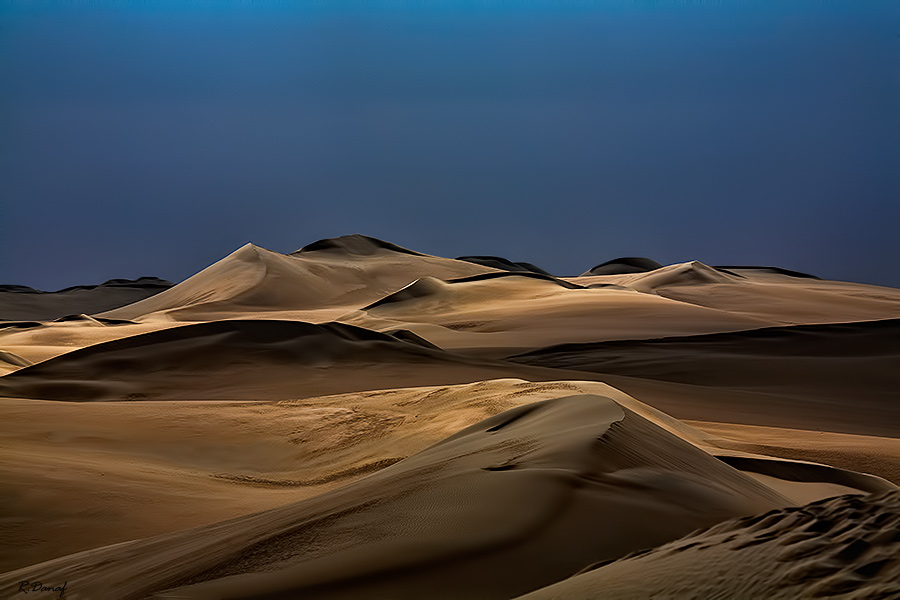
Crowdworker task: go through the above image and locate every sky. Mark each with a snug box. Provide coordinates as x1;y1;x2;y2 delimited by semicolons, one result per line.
2;0;898;289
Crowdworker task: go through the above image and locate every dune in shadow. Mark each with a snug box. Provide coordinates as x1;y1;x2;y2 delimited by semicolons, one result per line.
0;277;171;321
510;319;900;400
292;234;426;257
519;490;900;600
714;265;821;279
581;257;664;276
510;319;900;437
0;394;790;600
456;255;553;276
0;320;561;401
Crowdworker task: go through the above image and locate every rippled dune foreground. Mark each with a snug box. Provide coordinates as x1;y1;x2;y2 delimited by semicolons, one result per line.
2;235;898;598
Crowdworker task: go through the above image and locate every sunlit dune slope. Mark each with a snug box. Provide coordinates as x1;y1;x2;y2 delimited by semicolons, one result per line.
99;235;496;321
342;271;773;355
0;393;791;600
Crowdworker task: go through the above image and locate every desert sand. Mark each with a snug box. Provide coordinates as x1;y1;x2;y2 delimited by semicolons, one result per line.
1;234;898;599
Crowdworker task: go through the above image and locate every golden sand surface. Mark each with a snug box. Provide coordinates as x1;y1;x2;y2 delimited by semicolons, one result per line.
1;235;897;598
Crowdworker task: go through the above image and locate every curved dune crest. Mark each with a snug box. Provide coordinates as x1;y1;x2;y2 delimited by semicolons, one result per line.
0;350;31;368
715;265;821;280
619;260;744;292
364;272;585;310
97;243;270;319
519;490;900;600
363;276;450;309
0;394;789;600
0;349;31;375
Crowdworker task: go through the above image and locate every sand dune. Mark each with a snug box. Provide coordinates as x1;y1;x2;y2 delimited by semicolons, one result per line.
0;318;186;370
100;235;495;321
0;277;171;321
456;255;554;275
5;379;883;577
344;272;774;356
570;261;900;324
510;319;900;437
615;260;744;291
0;320;565;401
581;256;664;276
519;490;900;599
0;393;794;600
2;235;899;599
6;380;624;571
343;259;900;357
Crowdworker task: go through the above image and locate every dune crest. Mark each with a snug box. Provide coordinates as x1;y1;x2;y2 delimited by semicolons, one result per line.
617;260;743;292
0;393;791;600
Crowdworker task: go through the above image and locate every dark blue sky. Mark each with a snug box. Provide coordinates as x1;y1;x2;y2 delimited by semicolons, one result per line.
2;0;898;289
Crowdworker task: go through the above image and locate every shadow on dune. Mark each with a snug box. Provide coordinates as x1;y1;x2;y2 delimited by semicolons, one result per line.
518;490;900;599
0;320;556;401
456;256;553;276
582;257;663;276
0;277;172;321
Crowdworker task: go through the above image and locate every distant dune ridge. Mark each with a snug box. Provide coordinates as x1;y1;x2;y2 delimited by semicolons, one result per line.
508;318;900;437
0;276;171;321
582;256;664;276
1;234;899;599
455;255;554;276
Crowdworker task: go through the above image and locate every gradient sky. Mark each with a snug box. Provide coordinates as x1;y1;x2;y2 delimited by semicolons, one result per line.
2;0;898;289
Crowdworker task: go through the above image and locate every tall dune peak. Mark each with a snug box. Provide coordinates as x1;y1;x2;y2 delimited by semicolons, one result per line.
292;234;426;257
